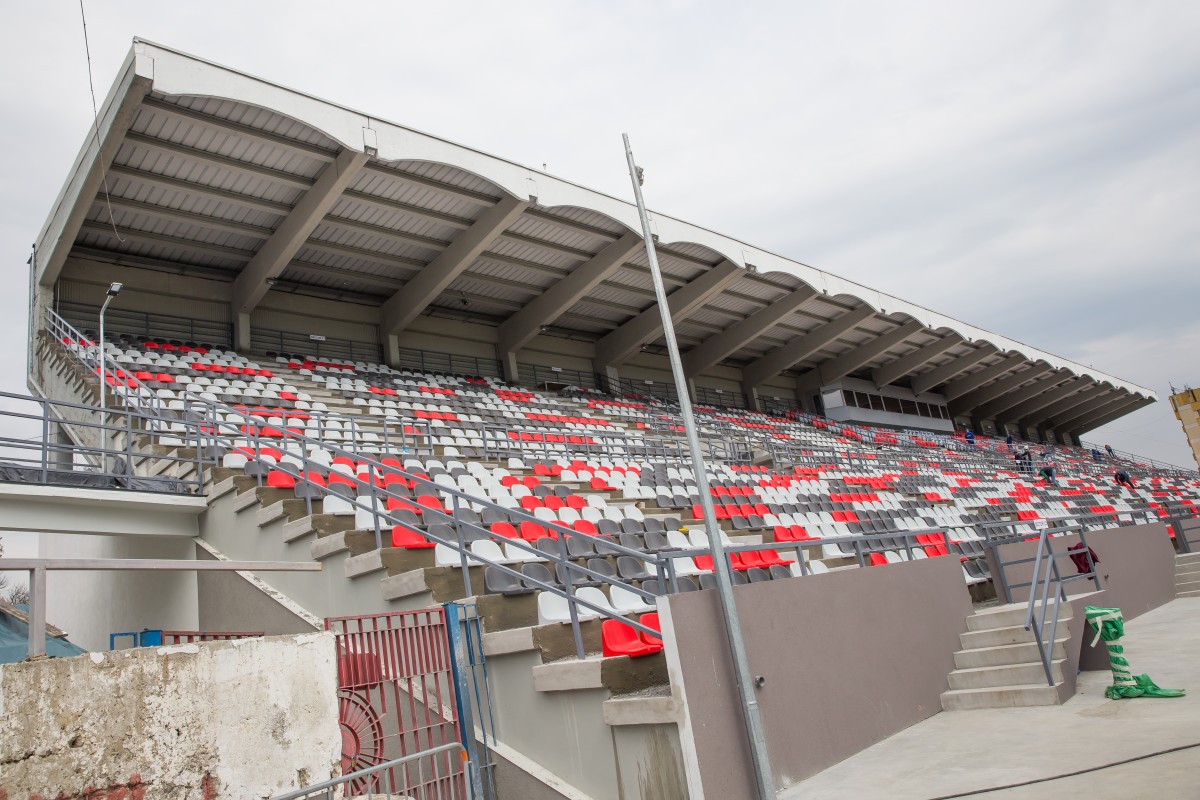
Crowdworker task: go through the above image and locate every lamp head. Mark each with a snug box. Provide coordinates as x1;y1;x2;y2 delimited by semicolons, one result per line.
107;282;123;297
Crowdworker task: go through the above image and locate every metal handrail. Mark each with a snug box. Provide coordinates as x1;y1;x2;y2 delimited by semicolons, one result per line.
269;741;467;800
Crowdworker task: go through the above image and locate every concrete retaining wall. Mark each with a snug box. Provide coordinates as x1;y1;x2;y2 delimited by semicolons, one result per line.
661;556;971;798
0;632;341;799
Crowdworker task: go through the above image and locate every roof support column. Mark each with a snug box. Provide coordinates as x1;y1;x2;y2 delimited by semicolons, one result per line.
592;260;742;372
793;320;924;396
496;231;642;367
741;306;875;393
1055;393;1141;437
230;148;369;350
871;334;964;388
382;195;531;365
682;285;818;378
910;345;998;395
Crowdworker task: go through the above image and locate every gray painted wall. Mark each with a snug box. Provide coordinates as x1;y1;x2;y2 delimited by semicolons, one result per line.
661;556;971;797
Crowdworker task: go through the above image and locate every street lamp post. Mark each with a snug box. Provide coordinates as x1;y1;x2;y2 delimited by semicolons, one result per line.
621;135;775;799
98;282;122;413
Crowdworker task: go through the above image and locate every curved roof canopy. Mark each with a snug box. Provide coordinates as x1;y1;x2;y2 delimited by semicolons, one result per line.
33;40;1155;438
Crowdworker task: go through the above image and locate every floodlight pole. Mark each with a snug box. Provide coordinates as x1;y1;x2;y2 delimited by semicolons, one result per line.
621;134;775;800
98;292;118;413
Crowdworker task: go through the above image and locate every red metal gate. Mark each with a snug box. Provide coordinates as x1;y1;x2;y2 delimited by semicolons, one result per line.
325;608;468;798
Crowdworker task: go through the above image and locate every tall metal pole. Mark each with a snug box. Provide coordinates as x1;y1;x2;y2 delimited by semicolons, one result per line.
621;134;775;799
99;295;113;413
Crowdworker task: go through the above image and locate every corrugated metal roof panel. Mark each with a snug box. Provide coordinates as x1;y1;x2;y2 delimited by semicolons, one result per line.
132;108;328;180
468;256;561;285
114;142;306;207
160;93;343;150
328;197;461;243
107;174;285;230
506;214;608;255
387;160;504;198
485;238;581;271
536;205;628;236
308;225;440;262
350;170;489;220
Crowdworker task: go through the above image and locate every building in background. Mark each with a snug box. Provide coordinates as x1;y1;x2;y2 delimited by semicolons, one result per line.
1169;387;1200;469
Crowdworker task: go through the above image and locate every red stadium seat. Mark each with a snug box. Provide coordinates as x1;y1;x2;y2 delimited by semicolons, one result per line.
392;527;434;549
601;619;662;658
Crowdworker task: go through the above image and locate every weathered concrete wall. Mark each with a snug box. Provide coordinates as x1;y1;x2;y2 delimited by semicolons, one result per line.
0;633;341;799
661;556;971;798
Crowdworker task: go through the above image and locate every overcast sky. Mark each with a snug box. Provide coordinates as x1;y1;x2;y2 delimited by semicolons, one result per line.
0;1;1196;563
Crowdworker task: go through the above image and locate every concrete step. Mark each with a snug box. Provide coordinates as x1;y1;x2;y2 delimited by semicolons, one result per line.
1175;579;1200;595
941;683;1063;711
954;638;1068;670
965;602;1072;632
1175;552;1200;566
947;660;1063;690
1177;589;1200;599
960;623;1038;650
1175;564;1200;579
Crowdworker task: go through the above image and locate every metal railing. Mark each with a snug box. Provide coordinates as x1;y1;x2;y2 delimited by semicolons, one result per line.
269;741;469;800
1080;439;1200;478
1021;525;1100;685
0;389;205;495
252;326;383;364
56;300;233;349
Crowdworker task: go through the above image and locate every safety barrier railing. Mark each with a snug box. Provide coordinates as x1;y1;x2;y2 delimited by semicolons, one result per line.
1021;525;1100;686
269;741;469;800
0;389;204;495
1080;439;1200;478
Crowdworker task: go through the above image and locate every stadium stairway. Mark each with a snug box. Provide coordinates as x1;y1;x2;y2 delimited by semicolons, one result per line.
941;602;1074;710
1175;553;1200;598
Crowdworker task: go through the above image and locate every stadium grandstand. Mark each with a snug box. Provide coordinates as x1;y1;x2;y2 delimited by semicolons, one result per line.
5;38;1200;799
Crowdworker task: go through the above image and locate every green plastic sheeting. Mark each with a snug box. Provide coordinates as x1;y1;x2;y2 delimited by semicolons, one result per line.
1084;606;1185;700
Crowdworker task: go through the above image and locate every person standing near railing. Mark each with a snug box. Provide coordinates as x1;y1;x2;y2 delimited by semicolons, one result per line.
1105;444;1116;459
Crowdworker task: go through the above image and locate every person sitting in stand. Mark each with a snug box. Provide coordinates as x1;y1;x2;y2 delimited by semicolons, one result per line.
1005;433;1014;449
1091;448;1104;462
964;430;976;448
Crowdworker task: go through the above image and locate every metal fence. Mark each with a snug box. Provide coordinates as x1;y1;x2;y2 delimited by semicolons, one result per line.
252;326;383;365
325;609;469;798
270;742;469;800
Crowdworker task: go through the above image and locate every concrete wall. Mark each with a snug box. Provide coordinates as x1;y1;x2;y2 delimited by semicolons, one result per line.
0;632;341;799
40;533;198;652
660;556;971;798
195;544;321;636
987;522;1177;616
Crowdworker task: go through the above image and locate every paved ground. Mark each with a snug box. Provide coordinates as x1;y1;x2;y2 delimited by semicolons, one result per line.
780;598;1200;800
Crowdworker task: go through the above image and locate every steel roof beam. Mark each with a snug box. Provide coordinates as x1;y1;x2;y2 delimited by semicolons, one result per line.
682;285;818;378
949;363;1054;417
1055;393;1140;438
997;377;1088;429
231;148;370;327
1043;389;1124;430
381;196;530;340
909;345;998;395
123;132;315;192
39;69;151;287
592;260;743;370
741;305;876;391
79;221;255;261
99;194;274;241
1023;384;1111;429
971;372;1070;421
106;164;294;216
797;319;925;391
939;354;1026;403
1069;396;1155;438
497;232;643;357
871;333;965;389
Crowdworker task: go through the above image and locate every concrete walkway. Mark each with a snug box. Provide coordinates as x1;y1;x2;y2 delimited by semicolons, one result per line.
781;598;1200;800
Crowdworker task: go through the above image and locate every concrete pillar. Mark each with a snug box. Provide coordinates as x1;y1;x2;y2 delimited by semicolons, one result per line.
234;312;252;353
384;333;401;370
601;364;622;395
744;384;763;412
502;350;520;384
